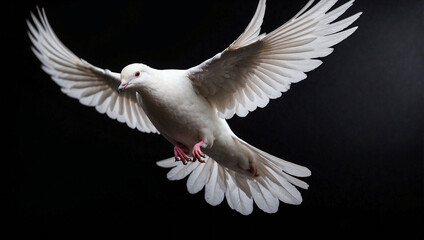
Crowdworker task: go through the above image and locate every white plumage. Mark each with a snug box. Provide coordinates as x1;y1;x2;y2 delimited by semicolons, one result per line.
28;0;361;215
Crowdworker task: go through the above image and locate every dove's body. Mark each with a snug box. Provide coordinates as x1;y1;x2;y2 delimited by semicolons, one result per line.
28;0;361;214
136;68;254;175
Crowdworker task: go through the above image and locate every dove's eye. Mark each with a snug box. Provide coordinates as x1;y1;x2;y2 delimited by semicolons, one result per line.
135;71;140;77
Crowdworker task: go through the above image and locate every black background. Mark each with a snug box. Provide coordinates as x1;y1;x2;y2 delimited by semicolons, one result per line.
6;0;423;238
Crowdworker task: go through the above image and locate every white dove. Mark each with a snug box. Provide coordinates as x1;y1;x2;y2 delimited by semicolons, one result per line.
28;0;361;215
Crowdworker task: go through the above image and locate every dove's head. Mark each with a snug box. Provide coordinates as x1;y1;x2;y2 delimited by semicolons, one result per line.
118;63;154;93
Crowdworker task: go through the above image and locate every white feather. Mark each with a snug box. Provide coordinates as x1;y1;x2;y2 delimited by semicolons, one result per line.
204;162;226;206
188;0;360;119
187;157;213;194
27;8;158;134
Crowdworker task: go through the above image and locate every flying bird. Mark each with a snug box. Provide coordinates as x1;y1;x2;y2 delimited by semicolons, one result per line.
27;0;361;215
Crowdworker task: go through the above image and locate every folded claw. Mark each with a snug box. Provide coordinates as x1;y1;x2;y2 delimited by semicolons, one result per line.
173;141;207;165
174;144;191;165
192;141;206;163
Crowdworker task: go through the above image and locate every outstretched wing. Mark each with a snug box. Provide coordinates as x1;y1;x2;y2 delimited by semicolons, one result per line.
188;0;361;119
27;8;158;134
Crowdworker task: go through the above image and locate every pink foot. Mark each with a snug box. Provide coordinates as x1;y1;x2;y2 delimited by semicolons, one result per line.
174;144;190;165
192;141;206;163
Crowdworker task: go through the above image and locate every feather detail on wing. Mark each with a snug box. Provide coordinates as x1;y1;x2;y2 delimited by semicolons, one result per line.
27;8;158;134
188;0;361;119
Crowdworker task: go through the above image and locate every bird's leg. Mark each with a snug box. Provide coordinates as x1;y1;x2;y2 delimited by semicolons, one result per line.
174;144;191;165
192;140;206;163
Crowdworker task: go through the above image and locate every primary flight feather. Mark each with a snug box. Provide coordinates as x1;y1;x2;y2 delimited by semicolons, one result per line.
28;0;361;215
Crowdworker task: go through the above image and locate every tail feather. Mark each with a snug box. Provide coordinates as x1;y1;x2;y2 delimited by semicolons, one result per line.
186;159;213;194
157;158;200;181
248;178;280;213
156;141;311;215
204;162;225;206
225;171;254;214
241;140;311;177
262;165;303;204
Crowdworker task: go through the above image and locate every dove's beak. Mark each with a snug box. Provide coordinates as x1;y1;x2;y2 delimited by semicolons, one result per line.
117;82;128;94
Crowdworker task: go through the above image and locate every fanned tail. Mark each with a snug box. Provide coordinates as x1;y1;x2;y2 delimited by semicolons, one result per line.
156;141;310;215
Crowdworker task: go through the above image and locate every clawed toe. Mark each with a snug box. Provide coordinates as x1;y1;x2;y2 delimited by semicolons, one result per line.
174;144;191;165
192;140;206;163
174;141;207;165
192;149;206;163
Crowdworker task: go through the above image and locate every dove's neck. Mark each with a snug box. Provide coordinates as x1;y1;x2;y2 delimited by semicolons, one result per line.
134;68;197;130
135;68;190;101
